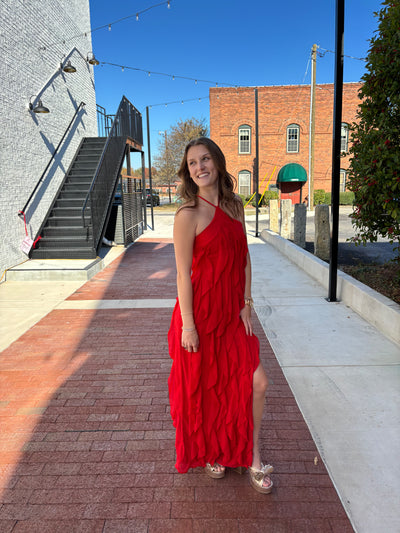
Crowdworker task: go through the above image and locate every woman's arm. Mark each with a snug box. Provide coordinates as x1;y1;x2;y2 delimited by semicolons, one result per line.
236;196;254;336
173;208;199;352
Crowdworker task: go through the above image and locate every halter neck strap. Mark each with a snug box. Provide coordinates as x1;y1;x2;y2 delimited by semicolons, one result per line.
197;195;219;208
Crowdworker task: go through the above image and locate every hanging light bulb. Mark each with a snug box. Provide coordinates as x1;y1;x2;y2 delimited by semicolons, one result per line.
136;13;139;21
167;0;171;8
121;66;124;72
148;72;151;77
181;100;183;104
195;79;198;85
172;75;175;80
108;24;111;31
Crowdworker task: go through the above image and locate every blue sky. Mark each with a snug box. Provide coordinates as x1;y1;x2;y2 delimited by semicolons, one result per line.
89;0;383;162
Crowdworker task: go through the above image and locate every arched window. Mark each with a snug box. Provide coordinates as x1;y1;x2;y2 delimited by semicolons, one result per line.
287;124;300;153
238;170;251;196
238;125;251;154
341;123;349;153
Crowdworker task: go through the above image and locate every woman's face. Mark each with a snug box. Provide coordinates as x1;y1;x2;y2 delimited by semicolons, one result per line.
186;144;219;190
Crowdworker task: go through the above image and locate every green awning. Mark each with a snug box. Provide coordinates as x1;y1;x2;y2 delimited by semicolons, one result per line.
277;163;307;183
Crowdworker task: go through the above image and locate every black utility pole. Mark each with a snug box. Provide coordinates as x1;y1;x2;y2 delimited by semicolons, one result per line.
146;106;154;230
254;88;260;237
328;0;345;301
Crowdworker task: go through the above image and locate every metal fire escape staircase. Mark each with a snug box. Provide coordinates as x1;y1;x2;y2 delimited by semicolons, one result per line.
30;96;143;259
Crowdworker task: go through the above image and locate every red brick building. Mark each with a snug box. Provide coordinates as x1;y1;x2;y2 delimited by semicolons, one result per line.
209;83;362;204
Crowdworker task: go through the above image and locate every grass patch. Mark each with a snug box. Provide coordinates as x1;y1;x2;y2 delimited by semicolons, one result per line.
341;261;400;305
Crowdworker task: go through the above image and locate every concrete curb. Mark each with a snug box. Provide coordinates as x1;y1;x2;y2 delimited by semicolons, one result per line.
5;245;127;282
260;229;400;346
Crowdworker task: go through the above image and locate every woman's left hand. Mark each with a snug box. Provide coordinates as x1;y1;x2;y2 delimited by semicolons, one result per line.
240;305;253;336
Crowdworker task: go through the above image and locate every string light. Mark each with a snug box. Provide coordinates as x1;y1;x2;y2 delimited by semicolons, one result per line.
100;61;237;87
38;1;171;51
150;95;209;108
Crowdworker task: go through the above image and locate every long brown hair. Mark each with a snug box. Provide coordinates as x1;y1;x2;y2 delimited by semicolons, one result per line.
177;137;241;217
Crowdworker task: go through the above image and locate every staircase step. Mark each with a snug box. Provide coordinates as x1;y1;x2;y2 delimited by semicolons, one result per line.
38;236;94;248
31;247;97;259
42;226;92;238
46;216;87;227
72;161;99;169
51;207;89;217
74;152;101;165
58;191;87;200
65;175;93;184
68;169;94;177
84;137;107;144
63;182;91;192
55;198;85;208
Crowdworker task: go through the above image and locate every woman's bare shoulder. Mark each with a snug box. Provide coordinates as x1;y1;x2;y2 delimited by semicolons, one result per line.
175;201;198;225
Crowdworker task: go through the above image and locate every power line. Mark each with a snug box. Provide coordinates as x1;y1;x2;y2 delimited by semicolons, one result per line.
318;47;366;61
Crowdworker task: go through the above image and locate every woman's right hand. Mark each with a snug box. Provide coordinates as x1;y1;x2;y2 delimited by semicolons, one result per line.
181;328;199;353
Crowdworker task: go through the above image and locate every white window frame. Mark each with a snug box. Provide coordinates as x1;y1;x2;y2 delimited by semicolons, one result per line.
341;123;349;153
287;124;300;153
238;170;251;196
238;125;251;154
340;169;347;192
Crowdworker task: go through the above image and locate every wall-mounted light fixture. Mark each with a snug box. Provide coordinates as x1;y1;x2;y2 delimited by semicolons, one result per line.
87;52;99;66
28;95;50;114
62;60;77;73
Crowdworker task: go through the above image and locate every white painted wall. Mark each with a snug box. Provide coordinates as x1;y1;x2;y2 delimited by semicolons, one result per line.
0;0;98;275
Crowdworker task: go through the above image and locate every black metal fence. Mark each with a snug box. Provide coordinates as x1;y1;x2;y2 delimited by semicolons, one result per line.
83;96;143;251
122;190;144;244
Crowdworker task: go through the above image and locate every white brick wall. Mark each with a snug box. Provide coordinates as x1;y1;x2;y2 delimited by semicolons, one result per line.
0;0;98;275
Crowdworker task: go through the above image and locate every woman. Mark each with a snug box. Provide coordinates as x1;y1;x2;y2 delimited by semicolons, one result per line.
168;137;273;494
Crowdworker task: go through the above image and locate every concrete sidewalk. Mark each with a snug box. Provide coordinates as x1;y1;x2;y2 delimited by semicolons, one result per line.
0;212;399;532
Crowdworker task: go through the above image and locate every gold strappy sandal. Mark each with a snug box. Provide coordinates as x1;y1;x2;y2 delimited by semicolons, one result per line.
205;463;226;479
248;462;274;494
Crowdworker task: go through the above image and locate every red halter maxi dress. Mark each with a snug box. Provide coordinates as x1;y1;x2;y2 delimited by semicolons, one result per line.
168;196;260;473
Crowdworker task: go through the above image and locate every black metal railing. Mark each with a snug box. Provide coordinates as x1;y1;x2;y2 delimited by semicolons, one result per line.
82;96;143;251
96;104;113;137
19;102;86;218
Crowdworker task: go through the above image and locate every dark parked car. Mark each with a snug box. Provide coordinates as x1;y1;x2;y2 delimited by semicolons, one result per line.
146;188;160;206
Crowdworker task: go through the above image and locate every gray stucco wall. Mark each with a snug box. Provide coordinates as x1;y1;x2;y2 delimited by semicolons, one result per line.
0;0;98;275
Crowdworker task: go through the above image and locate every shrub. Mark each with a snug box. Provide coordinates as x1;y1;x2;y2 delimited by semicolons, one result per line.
261;190;279;206
340;191;355;205
314;189;326;205
324;191;355;205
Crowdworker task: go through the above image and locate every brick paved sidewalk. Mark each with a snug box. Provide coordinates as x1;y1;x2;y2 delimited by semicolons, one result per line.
0;240;354;532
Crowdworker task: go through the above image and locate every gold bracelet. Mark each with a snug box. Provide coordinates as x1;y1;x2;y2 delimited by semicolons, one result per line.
244;297;254;308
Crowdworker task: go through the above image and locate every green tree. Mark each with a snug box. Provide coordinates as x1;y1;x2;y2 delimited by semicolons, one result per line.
347;0;400;253
154;117;209;202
